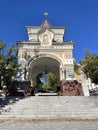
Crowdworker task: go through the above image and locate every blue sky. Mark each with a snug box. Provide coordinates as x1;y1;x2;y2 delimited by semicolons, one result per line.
0;0;98;62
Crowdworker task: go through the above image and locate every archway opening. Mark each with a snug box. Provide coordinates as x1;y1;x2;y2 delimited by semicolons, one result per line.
34;72;57;93
29;56;61;92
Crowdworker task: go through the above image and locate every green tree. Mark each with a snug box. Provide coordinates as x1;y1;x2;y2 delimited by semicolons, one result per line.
80;49;98;84
0;40;6;89
0;40;18;90
42;82;51;92
74;62;81;75
42;72;57;92
35;73;42;86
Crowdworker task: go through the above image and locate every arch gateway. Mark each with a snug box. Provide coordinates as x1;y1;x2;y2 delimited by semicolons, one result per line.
16;15;75;86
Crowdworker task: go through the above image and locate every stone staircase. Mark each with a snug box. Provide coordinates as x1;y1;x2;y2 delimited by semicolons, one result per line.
0;96;98;120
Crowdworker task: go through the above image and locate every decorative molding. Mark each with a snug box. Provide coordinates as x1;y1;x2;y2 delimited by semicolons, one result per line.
38;29;54;46
65;59;73;64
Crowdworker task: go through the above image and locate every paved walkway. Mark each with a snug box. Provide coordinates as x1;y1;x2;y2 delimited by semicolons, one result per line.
1;96;98;120
0;96;98;129
0;119;98;130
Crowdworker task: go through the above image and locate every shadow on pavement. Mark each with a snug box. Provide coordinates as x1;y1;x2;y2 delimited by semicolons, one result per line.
0;96;24;109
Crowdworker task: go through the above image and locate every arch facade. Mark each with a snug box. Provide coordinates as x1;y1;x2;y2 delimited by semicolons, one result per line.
16;16;75;86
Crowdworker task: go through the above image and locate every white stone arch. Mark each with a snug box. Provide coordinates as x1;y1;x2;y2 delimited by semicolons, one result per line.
28;53;65;85
28;52;63;68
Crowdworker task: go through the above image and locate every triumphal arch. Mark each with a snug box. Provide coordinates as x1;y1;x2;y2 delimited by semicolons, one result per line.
16;13;75;86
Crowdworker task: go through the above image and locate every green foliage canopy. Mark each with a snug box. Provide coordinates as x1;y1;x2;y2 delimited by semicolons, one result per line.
0;40;18;90
42;72;57;92
80;49;98;84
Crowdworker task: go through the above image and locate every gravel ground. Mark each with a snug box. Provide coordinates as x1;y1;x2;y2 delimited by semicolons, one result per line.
0;119;98;130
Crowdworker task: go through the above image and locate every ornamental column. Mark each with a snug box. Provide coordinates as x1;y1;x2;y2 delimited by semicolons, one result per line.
59;65;66;80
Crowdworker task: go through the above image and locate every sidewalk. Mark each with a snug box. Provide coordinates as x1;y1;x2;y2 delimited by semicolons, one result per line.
0;119;98;130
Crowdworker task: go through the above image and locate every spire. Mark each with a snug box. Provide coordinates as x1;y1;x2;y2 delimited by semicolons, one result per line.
41;12;51;27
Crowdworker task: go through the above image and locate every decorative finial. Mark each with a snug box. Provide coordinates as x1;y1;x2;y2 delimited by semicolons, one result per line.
42;12;51;27
44;12;48;19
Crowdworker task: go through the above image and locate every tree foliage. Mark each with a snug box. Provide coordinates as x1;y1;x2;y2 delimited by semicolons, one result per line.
0;40;18;90
74;62;81;75
42;72;57;92
35;73;42;86
80;49;98;84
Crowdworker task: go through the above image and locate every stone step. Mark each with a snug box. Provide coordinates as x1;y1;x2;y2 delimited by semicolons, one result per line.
1;114;98;120
0;96;98;120
2;112;98;117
